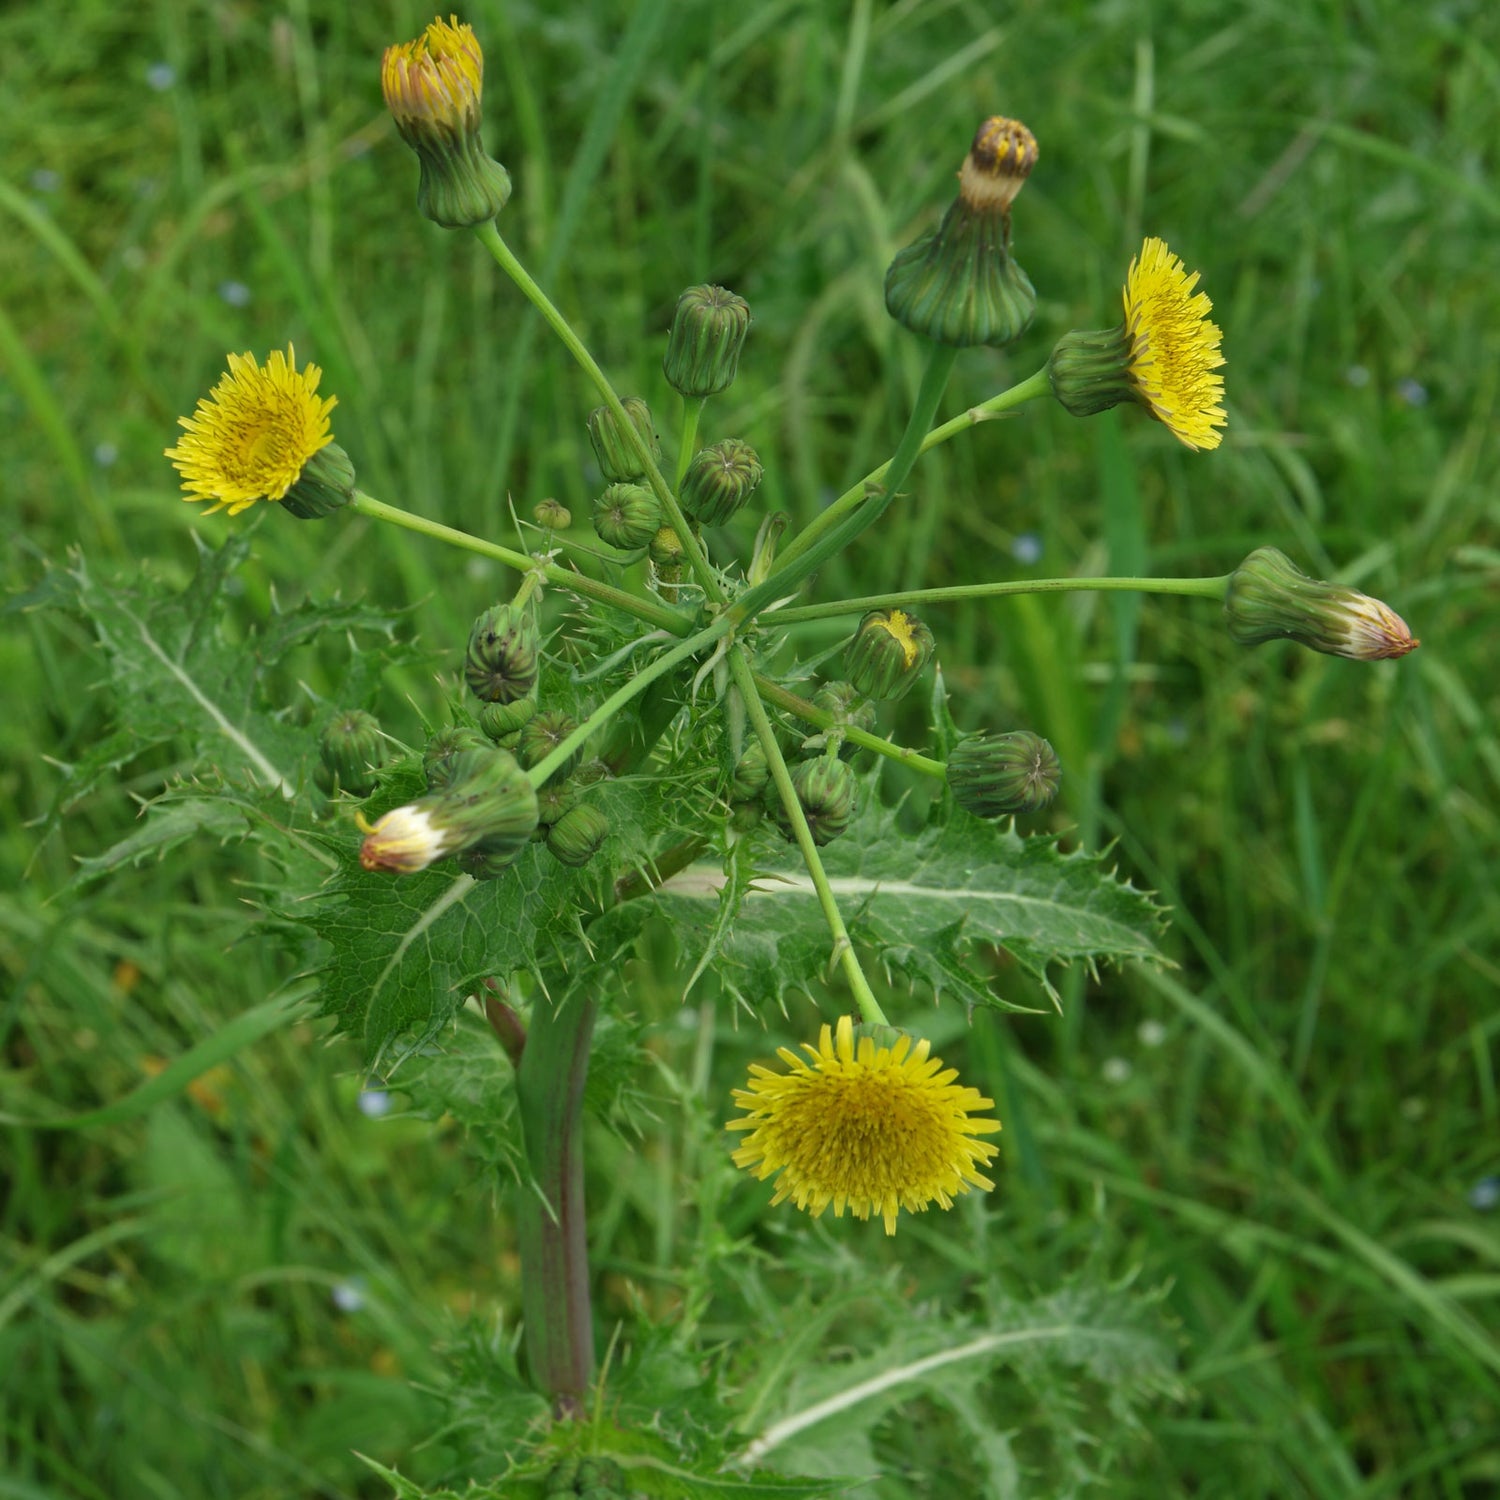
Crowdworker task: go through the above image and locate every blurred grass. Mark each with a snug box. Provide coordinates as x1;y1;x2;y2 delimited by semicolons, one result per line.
2;0;1498;1495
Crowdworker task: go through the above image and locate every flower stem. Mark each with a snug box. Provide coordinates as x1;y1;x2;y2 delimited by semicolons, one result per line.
348;491;691;635
525;618;730;787
729;343;960;627
676;395;706;485
514;987;598;1415
472;221;725;603
773;363;1052;575
772;573;1232;625
751;674;946;780
728;647;888;1027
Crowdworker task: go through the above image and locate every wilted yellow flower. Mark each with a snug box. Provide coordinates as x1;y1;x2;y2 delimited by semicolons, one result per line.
381;15;511;228
727;1015;1002;1235
165;346;340;515
1047;236;1227;452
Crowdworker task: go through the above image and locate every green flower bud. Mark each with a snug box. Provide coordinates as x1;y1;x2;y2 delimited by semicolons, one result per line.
517;709;582;782
844;608;936;701
547;804;610;867
647;525;686;570
586;397;659;483
465;603;540;704
947;731;1061;816
479;696;538;742
533;498;572;530
534;780;578;830
361;746;538;874
317;709;384;797
592;483;662;550
680;439;764;527
663;285;751;399
1224;547;1419;661
280;441;357;519
884;116;1038;348
423;726;491;791
773;757;857;846
730;739;769;802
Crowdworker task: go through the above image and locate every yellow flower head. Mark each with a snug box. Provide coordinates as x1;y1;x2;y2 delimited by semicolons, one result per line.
727;1015;1002;1235
164;345;336;515
381;15;484;138
1121;236;1227;451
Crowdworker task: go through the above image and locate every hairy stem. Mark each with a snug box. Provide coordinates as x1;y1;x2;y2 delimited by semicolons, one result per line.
473;221;725;602
348;491;690;635
514;990;598;1415
728;647;888;1027
772;572;1232;625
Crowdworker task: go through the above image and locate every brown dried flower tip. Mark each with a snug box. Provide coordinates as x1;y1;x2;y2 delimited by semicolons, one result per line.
958;116;1038;215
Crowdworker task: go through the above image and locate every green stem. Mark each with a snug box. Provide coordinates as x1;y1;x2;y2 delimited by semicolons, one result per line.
472;221;725;603
525;618;729;787
729;343;960;627
774;364;1052;574
751;674;946;780
728;647;888;1027
773;573;1232;626
514;988;598;1414
348;491;691;636
676;395;706;485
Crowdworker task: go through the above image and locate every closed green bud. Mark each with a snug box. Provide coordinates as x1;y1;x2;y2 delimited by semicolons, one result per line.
423;726;491;791
534;780;578;830
592;483;662;550
361;746;538;874
680;439;763;527
547;804;609;867
465;603;540;704
281;441;357;519
730;739;770;801
647;525;686;570
884;116;1038;348
479;696;537;741
947;731;1061;816
533;498;572;530
517;709;582;781
1224;547;1419;661
317;709;384;796
663;284;751;398
586;397;659;482
774;757;857;846
844;608;936;701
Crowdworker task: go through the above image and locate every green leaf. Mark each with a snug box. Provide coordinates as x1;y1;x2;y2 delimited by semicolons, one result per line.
600;784;1167;1013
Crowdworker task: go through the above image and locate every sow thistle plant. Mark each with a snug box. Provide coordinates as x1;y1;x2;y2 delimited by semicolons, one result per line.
146;13;1422;1494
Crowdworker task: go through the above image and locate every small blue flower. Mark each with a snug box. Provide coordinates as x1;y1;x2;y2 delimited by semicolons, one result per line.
218;280;252;308
1396;377;1428;408
1010;532;1042;566
1468;1176;1499;1212
331;1277;367;1312
31;169;61;194
358;1089;392;1118
93;442;119;468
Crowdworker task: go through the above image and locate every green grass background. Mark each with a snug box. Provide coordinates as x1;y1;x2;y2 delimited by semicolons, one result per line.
3;0;1498;1495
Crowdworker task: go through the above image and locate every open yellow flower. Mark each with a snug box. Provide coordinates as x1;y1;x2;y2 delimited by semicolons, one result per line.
164;346;339;515
1046;236;1226;452
1122;237;1226;450
727;1015;1002;1235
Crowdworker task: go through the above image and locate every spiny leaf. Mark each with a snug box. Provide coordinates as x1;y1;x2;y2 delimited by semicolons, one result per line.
599;782;1167;1013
